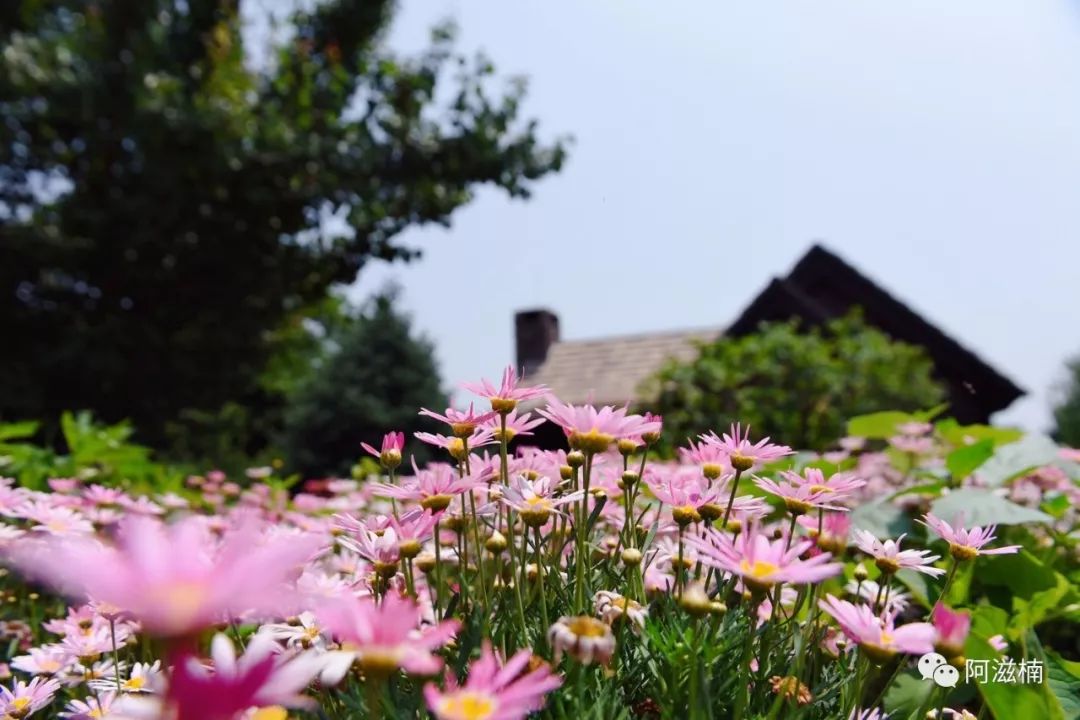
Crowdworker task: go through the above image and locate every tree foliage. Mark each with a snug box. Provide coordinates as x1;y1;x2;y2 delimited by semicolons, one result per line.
280;291;445;478
647;312;947;450
1052;356;1080;447
0;0;566;448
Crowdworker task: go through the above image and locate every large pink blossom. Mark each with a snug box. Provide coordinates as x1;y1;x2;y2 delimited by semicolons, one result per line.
536;399;661;452
851;530;944;577
700;423;793;471
461;365;549;410
687;526;842;593
319;593;459;676
424;641;562;720
4;515;320;637
819;595;935;660
918;513;1021;560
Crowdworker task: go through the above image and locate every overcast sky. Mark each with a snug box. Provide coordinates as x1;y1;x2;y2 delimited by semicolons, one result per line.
339;0;1080;431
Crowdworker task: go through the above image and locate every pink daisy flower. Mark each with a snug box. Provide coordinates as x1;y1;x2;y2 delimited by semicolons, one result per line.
797;512;851;554
699;423;793;472
424;641;562;720
932;603;971;659
918;513;1021;561
753;476;847;516
461;365;549;413
687;526;842;593
362;432;405;470
319;593;459;676
536;400;661;454
420;405;499;439
819;595;935;662
481;409;545;443
678;439;731;481
415;429;497;457
5;515;320;637
783;468;865;501
369;464;483;512
0;676;61;718
647;473;720;527
851;530;944;577
501;475;583;527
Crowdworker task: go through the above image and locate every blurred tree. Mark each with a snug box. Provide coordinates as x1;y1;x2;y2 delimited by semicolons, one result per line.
0;0;566;448
646;312;946;451
1052;356;1080;447
280;290;445;477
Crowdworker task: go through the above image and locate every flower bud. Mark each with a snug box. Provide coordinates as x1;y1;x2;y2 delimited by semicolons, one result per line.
853;563;869;582
621;471;639;490
679;582;712;617
485;531;508;555
415;553;437;573
566;451;586;468
672;505;701;528
617;439;638;456
621;548;643;566
559;465;573;480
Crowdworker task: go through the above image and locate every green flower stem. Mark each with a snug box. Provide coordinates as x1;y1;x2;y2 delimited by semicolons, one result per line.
722;468;744;529
534;526;551;632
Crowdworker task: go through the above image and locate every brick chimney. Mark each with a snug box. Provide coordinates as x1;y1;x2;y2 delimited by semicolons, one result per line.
515;309;560;377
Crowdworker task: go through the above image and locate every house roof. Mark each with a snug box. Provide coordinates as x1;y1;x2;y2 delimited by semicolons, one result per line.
523;244;1023;422
729;244;1024;422
527;327;721;406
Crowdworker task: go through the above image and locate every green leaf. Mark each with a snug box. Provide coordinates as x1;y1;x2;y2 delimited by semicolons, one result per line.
977;551;1079;630
0;421;39;441
979;434;1061;487
883;671;933;716
847;411;915;439
850;497;913;539
935;418;1024;448
1046;651;1080;720
946;439;995;480
1042;494;1072;519
965;632;1065;720
895;567;933;609
930;488;1051;527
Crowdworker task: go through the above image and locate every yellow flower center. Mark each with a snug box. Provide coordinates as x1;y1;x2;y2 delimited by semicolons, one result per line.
740;560;779;579
11;698;30;711
525;496;551;509
147;580;207;631
436;691;498;720
123;676;146;691
251;707;289;720
566;616;609;638
808;484;834;493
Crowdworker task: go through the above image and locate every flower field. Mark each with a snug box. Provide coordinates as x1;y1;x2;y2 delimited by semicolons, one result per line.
1;367;1079;719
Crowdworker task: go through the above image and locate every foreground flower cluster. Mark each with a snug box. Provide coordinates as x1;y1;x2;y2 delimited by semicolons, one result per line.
0;366;1076;719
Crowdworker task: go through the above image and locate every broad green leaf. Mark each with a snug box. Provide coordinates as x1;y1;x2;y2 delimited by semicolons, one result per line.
0;420;39;441
979;434;1061;487
850;497;912;539
965;632;1064;720
847;411;915;439
895;567;933;609
1042;494;1072;519
1046;651;1080;720
930;488;1051;527
977;551;1079;631
882;671;933;716
945;439;995;480
915;403;950;422
935;418;1024;448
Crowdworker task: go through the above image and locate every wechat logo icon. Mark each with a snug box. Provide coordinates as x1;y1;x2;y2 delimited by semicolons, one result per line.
918;652;958;688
